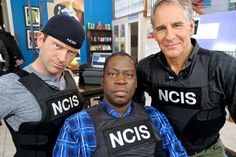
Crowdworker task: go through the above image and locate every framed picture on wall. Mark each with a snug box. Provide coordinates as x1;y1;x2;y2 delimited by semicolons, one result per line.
26;30;39;49
113;25;119;52
24;6;40;27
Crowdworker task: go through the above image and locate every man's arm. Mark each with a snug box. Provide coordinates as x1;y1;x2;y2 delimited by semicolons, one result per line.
222;54;236;122
0;74;19;120
209;51;236;123
145;106;188;157
0;40;10;71
53;117;81;157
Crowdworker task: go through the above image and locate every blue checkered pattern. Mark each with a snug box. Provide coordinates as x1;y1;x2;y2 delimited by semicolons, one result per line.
53;100;188;157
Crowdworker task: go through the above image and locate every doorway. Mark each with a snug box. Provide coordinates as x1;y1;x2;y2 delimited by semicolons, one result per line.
130;22;138;63
0;0;4;28
0;0;11;31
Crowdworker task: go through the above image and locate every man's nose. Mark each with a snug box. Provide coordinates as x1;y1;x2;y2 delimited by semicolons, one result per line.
165;27;175;40
115;73;127;84
57;50;68;61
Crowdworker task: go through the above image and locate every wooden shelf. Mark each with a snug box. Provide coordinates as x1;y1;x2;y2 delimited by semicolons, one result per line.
87;29;112;54
88;29;112;32
90;41;112;44
90;50;112;52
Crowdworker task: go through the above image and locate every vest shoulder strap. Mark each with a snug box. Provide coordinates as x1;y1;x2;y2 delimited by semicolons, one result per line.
15;69;30;77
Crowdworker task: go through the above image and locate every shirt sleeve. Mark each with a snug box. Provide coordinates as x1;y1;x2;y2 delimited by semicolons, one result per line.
0;74;25;121
209;51;236;122
220;54;236;122
53;117;81;157
145;106;188;157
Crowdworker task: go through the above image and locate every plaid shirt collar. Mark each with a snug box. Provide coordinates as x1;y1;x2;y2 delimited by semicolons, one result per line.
100;99;132;118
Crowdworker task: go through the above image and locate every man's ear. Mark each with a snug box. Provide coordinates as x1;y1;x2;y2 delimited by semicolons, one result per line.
152;28;158;42
190;19;195;36
36;32;44;48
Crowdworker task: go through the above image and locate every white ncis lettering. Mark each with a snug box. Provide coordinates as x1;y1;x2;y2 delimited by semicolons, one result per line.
52;95;79;116
158;89;196;105
109;125;150;148
66;38;76;45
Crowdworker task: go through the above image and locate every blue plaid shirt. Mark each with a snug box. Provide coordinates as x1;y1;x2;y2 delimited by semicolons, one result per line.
53;100;188;157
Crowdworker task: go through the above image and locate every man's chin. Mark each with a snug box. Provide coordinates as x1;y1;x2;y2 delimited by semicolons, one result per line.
113;99;130;107
48;68;63;76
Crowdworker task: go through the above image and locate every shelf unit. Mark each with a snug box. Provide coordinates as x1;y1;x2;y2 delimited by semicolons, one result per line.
87;29;112;53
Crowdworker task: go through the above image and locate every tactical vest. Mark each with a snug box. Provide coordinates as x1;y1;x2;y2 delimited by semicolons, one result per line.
149;49;226;153
5;70;84;157
88;103;164;157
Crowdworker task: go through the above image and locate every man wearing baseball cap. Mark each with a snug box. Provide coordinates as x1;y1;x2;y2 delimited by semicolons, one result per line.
0;14;85;157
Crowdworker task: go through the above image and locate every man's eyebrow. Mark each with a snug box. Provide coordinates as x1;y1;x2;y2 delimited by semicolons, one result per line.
172;21;184;25
155;25;165;31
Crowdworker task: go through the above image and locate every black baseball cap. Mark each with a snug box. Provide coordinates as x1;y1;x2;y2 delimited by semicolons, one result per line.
43;14;85;49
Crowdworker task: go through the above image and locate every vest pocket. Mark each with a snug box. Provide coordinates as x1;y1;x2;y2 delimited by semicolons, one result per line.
183;111;225;145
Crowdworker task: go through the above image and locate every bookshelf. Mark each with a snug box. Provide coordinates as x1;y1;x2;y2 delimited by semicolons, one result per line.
87;29;112;53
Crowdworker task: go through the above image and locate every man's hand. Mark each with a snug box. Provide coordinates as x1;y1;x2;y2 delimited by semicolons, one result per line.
15;59;24;66
2;68;8;71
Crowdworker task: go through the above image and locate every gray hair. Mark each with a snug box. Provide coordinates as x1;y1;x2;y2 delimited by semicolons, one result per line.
151;0;193;27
